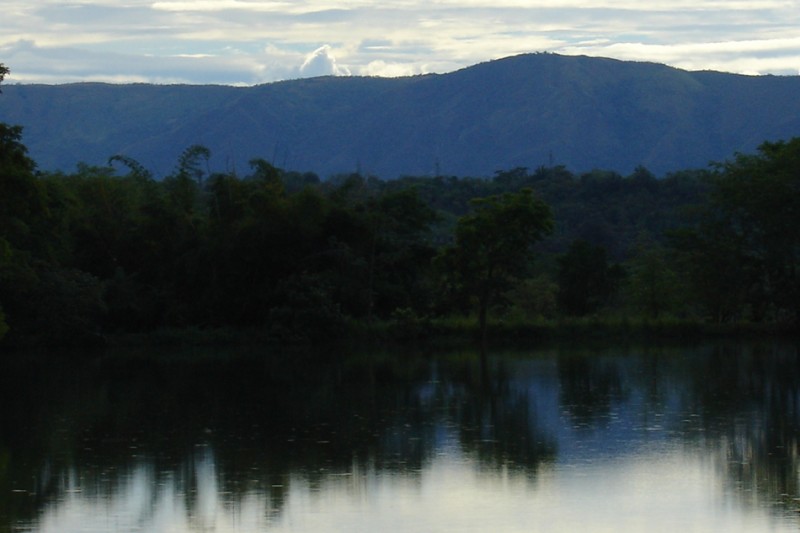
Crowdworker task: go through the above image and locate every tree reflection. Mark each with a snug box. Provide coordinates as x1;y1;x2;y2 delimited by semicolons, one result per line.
4;343;800;531
443;351;557;474
685;343;800;517
558;351;628;430
0;346;559;531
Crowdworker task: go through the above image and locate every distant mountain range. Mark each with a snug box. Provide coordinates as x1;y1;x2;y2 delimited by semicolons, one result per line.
2;53;799;178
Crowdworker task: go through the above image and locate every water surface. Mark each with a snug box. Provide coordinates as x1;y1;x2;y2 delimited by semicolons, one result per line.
2;342;799;532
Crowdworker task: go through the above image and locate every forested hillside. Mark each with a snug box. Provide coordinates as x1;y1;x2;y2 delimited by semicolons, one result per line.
2;106;799;346
1;53;799;178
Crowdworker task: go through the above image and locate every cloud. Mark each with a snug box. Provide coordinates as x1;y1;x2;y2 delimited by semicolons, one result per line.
360;60;418;77
559;36;800;75
0;39;294;85
2;0;799;84
298;45;351;77
151;0;293;12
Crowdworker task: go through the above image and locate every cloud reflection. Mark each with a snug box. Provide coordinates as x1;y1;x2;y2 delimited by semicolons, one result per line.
27;444;798;533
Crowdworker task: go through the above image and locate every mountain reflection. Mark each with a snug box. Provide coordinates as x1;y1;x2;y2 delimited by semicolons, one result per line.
2;342;800;532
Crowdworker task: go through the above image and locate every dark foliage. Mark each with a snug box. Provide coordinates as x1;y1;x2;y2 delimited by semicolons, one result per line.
0;117;797;346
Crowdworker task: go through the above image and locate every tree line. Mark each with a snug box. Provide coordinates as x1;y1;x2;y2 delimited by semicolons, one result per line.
1;86;798;345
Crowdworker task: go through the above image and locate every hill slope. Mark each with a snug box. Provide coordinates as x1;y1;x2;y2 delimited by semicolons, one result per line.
1;53;799;177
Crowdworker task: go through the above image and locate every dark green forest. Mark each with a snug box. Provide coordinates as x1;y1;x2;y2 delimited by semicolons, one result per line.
1;64;799;347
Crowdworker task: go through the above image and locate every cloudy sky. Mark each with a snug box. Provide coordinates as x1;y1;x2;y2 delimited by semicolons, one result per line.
3;0;800;85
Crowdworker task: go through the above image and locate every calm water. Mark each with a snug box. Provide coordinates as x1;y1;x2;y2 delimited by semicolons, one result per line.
2;342;800;532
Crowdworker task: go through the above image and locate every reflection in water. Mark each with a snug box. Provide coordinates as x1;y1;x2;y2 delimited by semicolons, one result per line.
19;444;796;533
30;447;275;532
1;342;800;532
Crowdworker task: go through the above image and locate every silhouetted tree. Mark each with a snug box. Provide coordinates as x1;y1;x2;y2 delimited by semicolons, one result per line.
671;138;800;324
625;236;680;319
557;239;622;316
438;189;553;341
0;63;8;92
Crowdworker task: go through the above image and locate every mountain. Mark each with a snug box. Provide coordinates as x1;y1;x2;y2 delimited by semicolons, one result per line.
1;53;799;178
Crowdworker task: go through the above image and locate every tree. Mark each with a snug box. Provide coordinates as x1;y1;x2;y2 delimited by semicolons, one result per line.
0;123;48;258
0;123;112;344
625;237;680;319
673;138;800;323
668;225;748;322
108;154;153;181
366;188;437;318
0;63;8;91
710;139;800;322
557;239;621;317
438;188;553;341
176;144;211;185
0;307;7;340
248;158;283;193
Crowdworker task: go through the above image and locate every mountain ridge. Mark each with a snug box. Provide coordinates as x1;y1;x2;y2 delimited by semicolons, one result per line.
1;53;799;177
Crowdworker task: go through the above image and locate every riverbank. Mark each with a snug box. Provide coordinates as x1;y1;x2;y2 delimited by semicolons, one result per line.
102;315;797;349
2;315;795;354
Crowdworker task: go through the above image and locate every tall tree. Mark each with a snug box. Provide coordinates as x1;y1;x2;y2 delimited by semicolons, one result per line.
108;154;153;181
0;123;45;254
668;138;800;324
557;239;625;317
176;144;211;185
708;138;800;321
625;237;679;319
0;65;18;339
0;63;8;91
438;188;553;341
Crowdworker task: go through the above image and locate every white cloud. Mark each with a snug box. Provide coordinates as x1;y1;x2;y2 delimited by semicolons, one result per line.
298;44;351;77
0;39;292;85
1;0;799;84
151;0;293;11
360;60;418;77
559;36;800;75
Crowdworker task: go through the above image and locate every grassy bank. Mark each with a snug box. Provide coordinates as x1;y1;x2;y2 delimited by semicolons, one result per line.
5;315;794;354
358;314;799;345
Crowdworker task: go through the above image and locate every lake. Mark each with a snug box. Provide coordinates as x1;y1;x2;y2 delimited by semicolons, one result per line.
2;341;799;532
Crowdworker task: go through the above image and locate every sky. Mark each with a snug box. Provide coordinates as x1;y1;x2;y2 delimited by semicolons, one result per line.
2;0;800;85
